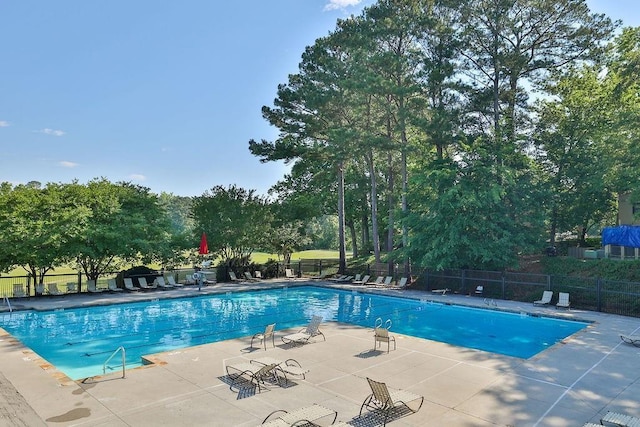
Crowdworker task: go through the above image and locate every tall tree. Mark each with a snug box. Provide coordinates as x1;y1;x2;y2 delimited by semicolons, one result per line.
68;179;171;283
191;185;271;265
534;67;617;244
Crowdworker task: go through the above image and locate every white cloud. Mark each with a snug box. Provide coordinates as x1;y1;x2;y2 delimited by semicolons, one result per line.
129;174;146;182
0;120;9;127
37;128;66;136
59;161;78;168
324;0;363;11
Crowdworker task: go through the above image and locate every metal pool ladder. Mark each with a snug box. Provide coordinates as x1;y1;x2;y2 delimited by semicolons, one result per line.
103;346;126;378
2;295;12;313
374;317;392;330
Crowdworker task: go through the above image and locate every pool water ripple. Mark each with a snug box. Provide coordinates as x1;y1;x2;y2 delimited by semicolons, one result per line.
0;287;588;380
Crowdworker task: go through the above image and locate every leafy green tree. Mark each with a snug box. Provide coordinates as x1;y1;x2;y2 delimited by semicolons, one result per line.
534;67;618;244
0;182;90;283
157;192;194;269
607;27;640;209
191;185;271;265
67;179;171;283
405;145;544;270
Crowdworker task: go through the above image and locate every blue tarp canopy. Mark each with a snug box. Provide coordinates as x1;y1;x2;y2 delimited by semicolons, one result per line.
602;226;640;248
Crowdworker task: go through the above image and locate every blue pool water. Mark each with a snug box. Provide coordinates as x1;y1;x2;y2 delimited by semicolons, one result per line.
0;287;588;379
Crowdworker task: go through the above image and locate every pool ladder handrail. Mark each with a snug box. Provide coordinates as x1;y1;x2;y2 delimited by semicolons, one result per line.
2;295;11;313
374;317;392;330
103;346;126;378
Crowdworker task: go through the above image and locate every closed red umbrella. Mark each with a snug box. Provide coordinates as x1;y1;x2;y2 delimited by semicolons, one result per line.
199;232;208;255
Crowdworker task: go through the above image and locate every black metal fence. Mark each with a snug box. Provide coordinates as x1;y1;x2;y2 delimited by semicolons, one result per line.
413;268;640;318
3;262;640;318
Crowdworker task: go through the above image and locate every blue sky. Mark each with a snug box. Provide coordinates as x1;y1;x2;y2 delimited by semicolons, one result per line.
0;0;637;197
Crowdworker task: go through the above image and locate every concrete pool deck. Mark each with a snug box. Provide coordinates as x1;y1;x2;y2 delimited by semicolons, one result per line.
1;280;639;426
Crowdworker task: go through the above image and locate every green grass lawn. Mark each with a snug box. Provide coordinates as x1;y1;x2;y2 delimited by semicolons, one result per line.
2;250;342;277
251;250;341;264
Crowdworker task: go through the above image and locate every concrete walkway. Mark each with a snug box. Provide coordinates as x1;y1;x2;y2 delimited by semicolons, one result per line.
1;281;639;426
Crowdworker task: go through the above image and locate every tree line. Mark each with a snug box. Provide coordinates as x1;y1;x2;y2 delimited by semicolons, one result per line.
0;180;329;282
249;0;640;272
2;1;639;282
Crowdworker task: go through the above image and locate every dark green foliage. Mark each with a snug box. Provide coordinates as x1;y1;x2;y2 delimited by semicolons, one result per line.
542;257;640;282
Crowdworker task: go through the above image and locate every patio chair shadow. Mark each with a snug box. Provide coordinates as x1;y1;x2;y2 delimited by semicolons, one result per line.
347;406;416;426
354;349;385;359
217;375;261;399
239;346;262;354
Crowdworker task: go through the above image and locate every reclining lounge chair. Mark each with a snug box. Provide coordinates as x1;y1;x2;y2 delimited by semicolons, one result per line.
251;356;309;382
13;284;27;298
281;315;325;346
137;277;157;291
556;292;570;309
359;377;424;426
123;278;140;291
261;404;338;427
107;279;124;292
47;282;64;296
155;276;173;289
166;276;184;287
225;361;282;393
87;280;103;293
620;334;640;347
533;290;553;306
600;411;640;427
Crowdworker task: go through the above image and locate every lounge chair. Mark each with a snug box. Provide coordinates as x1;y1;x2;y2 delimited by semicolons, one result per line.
359;377;424;426
244;271;260;282
13;284;27;298
251;323;276;350
123;278;140;291
185;274;196;285
335;275;354;283
87;280;103;293
328;274;348;282
352;273;362;282
66;282;78;293
47;283;64;296
383;276;393;286
534;290;553;306
431;287;450;295
352;275;370;285
165;276;183;287
281;315;325;345
137;277;157;290
620;334;640;347
556;292;570;309
155;276;173;289
225;361;282;393
251;357;309;381
366;277;384;286
229;271;244;282
254;271;263;280
395;277;409;288
374;327;396;353
601;411;640;427
475;285;484;295
107;279;123;292
35;283;45;296
261;404;338;426
285;268;297;279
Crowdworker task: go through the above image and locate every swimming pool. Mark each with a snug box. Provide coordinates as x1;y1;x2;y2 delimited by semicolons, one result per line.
0;286;588;380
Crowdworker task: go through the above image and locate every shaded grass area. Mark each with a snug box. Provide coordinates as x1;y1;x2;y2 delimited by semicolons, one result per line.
3;250;342;277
